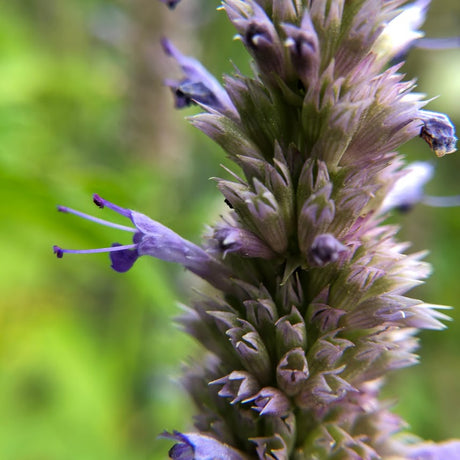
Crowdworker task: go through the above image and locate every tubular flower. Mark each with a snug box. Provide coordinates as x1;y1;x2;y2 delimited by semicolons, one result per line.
56;0;459;458
381;161;434;213
381;161;460;212
54;194;232;291
162;38;237;116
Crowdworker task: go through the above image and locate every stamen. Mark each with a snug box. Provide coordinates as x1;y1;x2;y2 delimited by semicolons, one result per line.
57;205;136;233
415;37;460;50
422;195;460;207
93;194;132;218
53;244;137;258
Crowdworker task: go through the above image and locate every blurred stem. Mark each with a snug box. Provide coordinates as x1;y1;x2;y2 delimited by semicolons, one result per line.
123;0;190;170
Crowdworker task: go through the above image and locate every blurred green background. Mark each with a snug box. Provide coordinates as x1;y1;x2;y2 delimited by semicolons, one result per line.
1;0;459;458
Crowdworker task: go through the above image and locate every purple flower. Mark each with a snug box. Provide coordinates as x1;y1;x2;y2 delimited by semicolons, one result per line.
223;0;285;79
282;10;320;86
161;38;237;115
160;431;246;460
54;195;231;290
381;161;460;212
406;440;460;459
243;386;291;416
308;234;348;267
212;224;275;259
55;1;460;457
381;161;434;213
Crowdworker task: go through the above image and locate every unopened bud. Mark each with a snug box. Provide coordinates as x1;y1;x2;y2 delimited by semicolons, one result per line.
308;234;347;267
213;225;275;259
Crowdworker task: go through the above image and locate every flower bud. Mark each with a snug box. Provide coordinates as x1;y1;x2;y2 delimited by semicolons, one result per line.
227;321;272;385
308;234;347;267
224;0;285;79
251;434;287;460
244;387;291;417
211;371;260;405
276;348;309;396
213;225;275;259
282;11;320;87
275;307;307;357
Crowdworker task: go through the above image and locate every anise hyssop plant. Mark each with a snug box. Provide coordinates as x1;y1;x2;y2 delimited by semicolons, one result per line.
55;0;460;458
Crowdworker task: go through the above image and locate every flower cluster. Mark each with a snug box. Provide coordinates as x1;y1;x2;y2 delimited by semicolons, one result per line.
55;0;460;458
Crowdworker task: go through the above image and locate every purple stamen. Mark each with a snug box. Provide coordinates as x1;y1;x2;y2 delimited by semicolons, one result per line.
93;194;132;219
53;243;138;258
422;195;460;207
53;245;64;258
57;205;136;233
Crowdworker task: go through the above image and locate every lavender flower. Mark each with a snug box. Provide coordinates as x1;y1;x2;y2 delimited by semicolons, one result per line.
382;161;460;212
54;194;232;291
56;0;459;458
161;38;237;115
375;0;431;59
161;431;246;459
381;161;434;213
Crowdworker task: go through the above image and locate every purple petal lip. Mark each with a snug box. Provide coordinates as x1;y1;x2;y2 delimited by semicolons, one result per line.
161;37;236;114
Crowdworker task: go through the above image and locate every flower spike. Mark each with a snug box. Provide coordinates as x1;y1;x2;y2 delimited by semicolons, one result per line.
55;0;460;457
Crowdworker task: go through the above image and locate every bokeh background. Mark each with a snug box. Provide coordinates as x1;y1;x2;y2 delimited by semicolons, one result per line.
1;0;459;458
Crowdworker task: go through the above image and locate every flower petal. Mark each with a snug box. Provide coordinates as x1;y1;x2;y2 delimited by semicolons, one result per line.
162;38;236;114
109;243;139;273
406;440;460;459
161;431;246;460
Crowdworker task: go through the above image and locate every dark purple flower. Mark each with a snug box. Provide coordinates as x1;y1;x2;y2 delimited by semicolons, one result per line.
308;233;348;267
54;194;213;275
161;38;237;115
160;431;245;460
211;370;259;404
